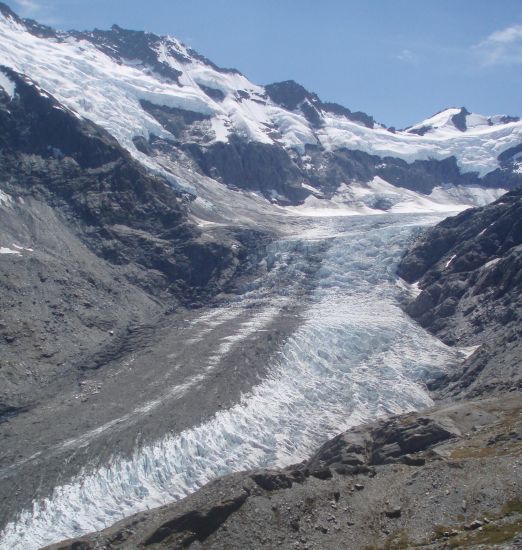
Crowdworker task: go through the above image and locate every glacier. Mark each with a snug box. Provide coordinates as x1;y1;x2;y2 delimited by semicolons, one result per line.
0;5;520;549
0;212;463;550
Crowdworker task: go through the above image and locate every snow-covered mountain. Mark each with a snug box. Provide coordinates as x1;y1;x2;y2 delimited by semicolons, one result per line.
2;5;522;548
0;1;521;213
405;106;520;137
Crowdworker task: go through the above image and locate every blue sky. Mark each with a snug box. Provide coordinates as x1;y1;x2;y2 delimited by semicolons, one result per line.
8;0;522;127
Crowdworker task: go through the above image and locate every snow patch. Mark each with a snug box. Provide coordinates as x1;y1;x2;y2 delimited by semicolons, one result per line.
445;254;457;268
0;69;15;99
300;182;324;197
0;246;21;255
0;189;13;206
12;243;34;252
483;257;501;269
407;108;462;134
396;278;422;298
0;243;33;256
457;345;481;360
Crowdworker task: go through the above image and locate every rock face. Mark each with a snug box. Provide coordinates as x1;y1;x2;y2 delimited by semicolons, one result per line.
0;67;241;297
397;188;522;397
265;79;376;128
305;413;459;474
0;67;247;419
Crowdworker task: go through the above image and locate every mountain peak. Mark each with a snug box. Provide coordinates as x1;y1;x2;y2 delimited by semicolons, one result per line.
451;106;470;131
406;106;520;137
0;2;19;21
265;80;319;111
265;80;377;129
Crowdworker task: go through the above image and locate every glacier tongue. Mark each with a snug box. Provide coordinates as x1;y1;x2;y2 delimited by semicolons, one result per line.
0;213;460;550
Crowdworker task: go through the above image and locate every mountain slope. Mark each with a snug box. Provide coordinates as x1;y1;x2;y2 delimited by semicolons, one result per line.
0;64;248;421
397;188;522;397
0;2;521;207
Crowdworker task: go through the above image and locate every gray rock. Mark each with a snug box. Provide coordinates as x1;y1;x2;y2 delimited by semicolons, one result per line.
384;507;402;519
397;189;522;397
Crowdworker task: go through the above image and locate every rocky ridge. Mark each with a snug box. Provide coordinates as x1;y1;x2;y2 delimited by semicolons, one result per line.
398;188;522;398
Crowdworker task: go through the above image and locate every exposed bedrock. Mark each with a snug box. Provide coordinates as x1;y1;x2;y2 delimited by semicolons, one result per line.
397;188;522;397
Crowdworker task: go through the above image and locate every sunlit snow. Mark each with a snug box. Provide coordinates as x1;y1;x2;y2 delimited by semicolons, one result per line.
0;68;15;99
0;246;21;255
0;190;13;207
285;178;506;217
0;11;521;185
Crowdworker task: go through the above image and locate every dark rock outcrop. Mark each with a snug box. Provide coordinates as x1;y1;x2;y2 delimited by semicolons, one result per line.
304;412;459;475
451;107;470;132
143;487;249;547
71;26;184;84
265;80;376;128
265;80;319;112
140;100;213;143
398;188;522;396
321;101;375;128
183;137;309;204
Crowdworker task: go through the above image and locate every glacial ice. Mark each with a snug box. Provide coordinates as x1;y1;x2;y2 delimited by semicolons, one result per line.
0;213;461;550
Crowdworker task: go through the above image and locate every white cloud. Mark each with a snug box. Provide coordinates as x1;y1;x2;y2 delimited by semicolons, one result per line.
475;24;522;65
13;0;43;17
16;0;41;13
395;49;418;63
